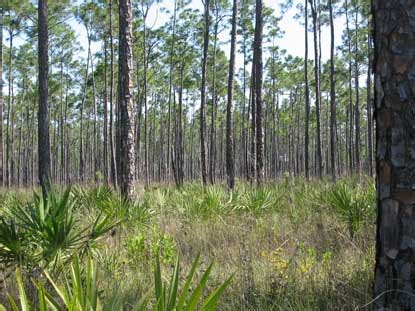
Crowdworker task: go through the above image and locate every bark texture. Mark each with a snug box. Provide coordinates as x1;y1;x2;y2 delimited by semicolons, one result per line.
226;0;237;190
200;0;210;186
329;0;336;182
254;0;264;185
38;0;51;195
118;0;136;199
373;1;415;308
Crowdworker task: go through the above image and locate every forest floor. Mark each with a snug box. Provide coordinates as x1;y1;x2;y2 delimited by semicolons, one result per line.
1;177;375;310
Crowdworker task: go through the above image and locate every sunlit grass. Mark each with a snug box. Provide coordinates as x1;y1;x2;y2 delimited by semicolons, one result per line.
0;177;376;310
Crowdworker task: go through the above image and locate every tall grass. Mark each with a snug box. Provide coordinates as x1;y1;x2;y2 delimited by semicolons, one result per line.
0;178;376;310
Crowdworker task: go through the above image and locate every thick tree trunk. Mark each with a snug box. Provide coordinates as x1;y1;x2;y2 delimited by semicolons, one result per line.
373;1;415;308
118;0;135;199
226;0;237;190
38;0;51;195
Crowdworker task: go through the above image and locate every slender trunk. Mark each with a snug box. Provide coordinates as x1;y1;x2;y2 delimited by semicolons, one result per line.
103;38;109;184
309;0;322;178
345;0;354;174
6;31;12;187
304;0;310;180
366;19;373;177
167;0;177;183
254;0;264;185
109;0;118;188
226;0;237;190
143;10;149;187
38;0;51;195
79;28;90;183
354;6;361;175
329;0;336;182
209;16;219;185
200;0;210;186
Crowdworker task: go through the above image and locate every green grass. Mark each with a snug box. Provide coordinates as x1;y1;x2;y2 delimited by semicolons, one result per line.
0;177;376;310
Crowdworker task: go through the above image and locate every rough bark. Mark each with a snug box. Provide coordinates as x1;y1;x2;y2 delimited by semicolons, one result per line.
38;0;51;195
354;6;361;176
254;0;264;185
309;0;322;178
367;18;373;177
200;0;210;186
329;0;336;182
226;0;237;190
373;1;415;308
109;0;118;188
304;0;310;180
118;0;136;199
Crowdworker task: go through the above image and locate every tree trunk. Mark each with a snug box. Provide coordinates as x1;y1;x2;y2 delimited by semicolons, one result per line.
79;29;90;183
209;15;219;185
304;0;310;180
254;0;264;185
226;0;237;190
200;0;210;186
366;19;373;177
38;0;51;195
329;0;336;182
309;0;322;178
373;1;415;308
109;0;118;188
167;0;177;183
354;6;361;176
345;0;354;175
103;37;109;184
118;0;135;199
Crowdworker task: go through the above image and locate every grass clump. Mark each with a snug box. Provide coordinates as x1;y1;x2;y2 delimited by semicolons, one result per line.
0;177;376;310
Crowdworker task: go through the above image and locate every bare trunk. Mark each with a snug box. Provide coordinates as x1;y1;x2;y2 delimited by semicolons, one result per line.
226;0;237;190
38;0;51;195
373;1;415;308
118;0;136;199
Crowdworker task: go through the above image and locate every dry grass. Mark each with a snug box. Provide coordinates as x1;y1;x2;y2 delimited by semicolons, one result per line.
0;177;376;310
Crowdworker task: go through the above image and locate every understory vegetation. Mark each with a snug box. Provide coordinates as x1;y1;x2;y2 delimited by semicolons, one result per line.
0;177;375;310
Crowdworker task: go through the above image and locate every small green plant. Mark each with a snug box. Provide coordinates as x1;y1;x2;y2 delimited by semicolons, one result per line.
0;188;120;272
233;187;276;214
4;254;232;311
324;182;375;238
153;254;233;311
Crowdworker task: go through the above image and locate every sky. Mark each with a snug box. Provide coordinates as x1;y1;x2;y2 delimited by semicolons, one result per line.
70;0;346;70
3;0;349;98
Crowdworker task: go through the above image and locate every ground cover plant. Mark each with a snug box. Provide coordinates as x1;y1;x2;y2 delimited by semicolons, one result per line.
0;177;375;310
